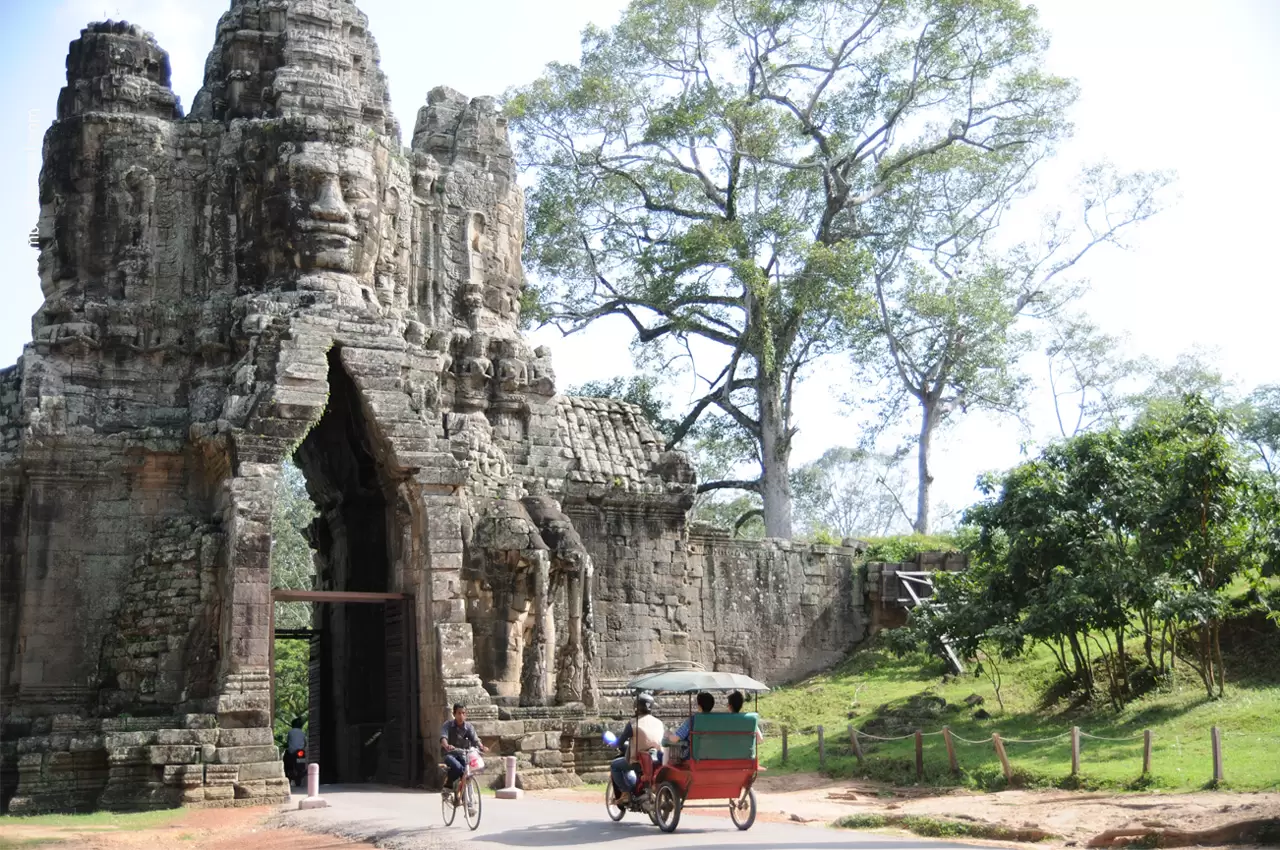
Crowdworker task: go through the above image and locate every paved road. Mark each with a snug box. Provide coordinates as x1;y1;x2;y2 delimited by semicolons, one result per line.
280;787;999;850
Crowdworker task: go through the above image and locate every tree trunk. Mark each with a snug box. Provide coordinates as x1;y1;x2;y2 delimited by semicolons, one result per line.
1116;628;1128;700
758;367;794;539
1198;625;1215;699
1212;620;1225;698
1068;632;1092;695
914;399;940;534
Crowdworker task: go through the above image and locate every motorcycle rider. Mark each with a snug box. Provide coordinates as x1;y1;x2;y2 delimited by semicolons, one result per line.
284;717;306;786
611;692;664;805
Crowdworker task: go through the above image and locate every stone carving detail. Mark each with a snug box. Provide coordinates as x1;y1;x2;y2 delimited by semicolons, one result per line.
0;0;867;812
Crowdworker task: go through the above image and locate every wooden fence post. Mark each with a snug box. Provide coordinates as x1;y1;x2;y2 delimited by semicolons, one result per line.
818;726;826;770
1211;726;1223;784
942;727;959;776
782;726;788;763
850;725;864;764
992;733;1012;783
1142;730;1152;775
1071;726;1081;776
914;730;924;780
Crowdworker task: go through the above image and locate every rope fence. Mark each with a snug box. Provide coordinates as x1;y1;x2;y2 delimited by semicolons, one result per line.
772;721;1228;785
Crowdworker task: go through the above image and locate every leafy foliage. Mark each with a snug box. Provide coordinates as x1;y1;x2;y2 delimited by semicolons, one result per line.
273;639;309;746
271;461;318;630
269;460;317;741
1240;384;1280;485
859;532;968;564
1043;315;1147;438
896;395;1278;705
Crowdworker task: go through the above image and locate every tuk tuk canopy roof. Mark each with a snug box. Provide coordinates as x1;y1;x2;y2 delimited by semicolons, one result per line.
626;669;770;694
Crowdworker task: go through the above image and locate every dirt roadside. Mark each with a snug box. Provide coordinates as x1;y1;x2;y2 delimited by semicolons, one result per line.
0;804;379;850
534;774;1280;848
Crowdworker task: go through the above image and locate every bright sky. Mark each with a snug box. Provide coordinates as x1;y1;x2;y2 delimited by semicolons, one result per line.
1;1;1277;523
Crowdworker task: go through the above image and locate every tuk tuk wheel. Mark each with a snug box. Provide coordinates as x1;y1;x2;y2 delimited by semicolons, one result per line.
730;788;757;830
605;784;625;822
655;782;682;833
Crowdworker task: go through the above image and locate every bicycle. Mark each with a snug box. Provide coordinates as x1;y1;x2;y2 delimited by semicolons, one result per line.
440;746;483;830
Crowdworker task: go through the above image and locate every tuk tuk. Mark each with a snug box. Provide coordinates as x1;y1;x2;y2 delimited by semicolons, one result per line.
605;668;767;833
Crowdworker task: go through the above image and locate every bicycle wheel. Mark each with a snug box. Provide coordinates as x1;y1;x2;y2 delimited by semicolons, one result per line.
730;788;757;831
605;783;625;821
463;775;482;831
441;783;457;826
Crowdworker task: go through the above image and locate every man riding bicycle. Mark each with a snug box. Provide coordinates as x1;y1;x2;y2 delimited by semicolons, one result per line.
440;703;487;792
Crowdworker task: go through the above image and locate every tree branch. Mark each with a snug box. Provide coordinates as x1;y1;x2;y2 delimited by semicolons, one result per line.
698;479;762;495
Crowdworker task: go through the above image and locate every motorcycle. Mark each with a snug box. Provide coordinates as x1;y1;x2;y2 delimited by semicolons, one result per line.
284;747;307;788
602;731;663;825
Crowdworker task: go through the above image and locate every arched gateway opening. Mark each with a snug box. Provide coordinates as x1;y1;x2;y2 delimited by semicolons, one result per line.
270;348;422;787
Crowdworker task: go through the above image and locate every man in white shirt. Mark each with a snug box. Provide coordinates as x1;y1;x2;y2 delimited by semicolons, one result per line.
611;692;664;805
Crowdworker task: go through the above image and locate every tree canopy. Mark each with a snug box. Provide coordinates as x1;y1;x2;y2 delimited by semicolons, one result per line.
510;0;1096;538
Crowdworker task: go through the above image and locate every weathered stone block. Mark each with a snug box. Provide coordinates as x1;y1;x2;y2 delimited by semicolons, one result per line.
215;728;272;748
147;746;199;765
213;746;279;765
234;761;285;781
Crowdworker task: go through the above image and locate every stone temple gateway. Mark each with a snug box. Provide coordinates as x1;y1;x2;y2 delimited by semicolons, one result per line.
0;1;867;812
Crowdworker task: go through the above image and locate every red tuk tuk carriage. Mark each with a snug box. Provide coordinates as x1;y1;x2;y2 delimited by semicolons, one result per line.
604;669;767;833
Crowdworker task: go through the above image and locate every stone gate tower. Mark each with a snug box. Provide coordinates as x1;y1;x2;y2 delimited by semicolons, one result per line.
0;0;866;813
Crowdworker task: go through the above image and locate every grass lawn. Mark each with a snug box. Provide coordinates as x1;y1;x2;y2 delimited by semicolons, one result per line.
755;627;1280;792
0;810;182;830
0;809;184;847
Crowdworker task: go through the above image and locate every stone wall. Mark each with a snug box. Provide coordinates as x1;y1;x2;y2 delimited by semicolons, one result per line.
865;552;967;633
563;500;865;688
687;527;865;684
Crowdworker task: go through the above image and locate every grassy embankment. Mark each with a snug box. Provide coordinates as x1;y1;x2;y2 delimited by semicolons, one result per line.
755;615;1280;791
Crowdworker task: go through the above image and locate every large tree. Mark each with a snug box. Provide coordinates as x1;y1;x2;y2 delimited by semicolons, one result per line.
1043;315;1145;438
856;162;1171;533
509;0;1084;537
1240;384;1280;484
792;446;913;539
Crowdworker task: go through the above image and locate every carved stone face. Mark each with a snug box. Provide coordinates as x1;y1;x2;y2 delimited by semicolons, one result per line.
283;142;385;278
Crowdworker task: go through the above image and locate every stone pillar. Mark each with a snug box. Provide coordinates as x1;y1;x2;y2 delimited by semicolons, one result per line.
582;556;600;709
520;549;551;706
556;571;585;704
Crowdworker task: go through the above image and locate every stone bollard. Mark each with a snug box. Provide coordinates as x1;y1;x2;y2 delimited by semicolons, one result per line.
298;762;328;810
495;755;523;800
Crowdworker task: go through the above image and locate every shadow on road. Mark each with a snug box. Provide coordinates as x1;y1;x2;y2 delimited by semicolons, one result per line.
470;819;979;849
472;819;716;846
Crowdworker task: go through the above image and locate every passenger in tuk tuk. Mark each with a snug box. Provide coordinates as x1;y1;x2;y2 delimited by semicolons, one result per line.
665;691;714;762
611;692;664;805
727;690;764;743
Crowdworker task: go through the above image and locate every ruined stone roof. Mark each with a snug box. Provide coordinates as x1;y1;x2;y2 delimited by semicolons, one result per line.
555;396;695;498
190;0;398;138
57;20;181;120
